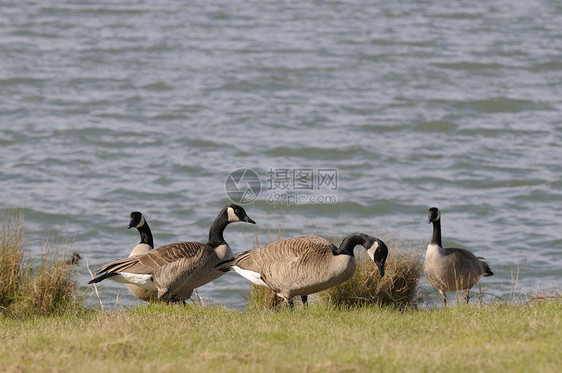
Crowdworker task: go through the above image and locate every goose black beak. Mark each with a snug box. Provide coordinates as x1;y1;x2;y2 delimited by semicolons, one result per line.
376;262;385;277
243;216;256;224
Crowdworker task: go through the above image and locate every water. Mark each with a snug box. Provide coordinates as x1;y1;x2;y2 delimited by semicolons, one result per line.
1;0;561;309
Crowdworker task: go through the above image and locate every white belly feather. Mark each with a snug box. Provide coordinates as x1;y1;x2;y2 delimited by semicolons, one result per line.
111;272;158;291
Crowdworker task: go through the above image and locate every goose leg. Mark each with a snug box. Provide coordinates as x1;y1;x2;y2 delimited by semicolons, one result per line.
439;290;447;307
287;299;294;308
465;290;470;304
301;295;308;306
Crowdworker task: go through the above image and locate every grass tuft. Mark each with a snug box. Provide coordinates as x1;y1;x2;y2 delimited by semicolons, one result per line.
246;283;285;311
0;216;82;318
0;218;25;311
319;237;423;309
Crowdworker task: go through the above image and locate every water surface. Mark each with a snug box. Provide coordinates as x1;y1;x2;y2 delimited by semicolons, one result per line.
1;0;561;308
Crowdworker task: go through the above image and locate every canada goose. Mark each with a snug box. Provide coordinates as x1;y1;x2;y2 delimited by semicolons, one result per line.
125;211;158;302
424;207;493;306
217;233;388;307
89;204;256;303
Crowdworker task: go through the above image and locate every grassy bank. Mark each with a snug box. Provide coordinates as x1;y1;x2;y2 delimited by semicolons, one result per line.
1;299;560;372
2;217;560;372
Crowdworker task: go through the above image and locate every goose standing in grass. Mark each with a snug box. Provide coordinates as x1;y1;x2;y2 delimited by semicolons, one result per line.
89;204;255;303
217;233;388;307
424;207;493;306
125;211;158;302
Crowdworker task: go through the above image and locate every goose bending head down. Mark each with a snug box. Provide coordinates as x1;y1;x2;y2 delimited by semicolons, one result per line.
217;233;388;307
89;204;256;303
125;211;158;302
424;207;494;306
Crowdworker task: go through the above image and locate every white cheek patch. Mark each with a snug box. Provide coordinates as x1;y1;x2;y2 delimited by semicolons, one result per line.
136;216;146;228
366;242;379;262
232;266;268;287
227;207;240;223
113;272;158;291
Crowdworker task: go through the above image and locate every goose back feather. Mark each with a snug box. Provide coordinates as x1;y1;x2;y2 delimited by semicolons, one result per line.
234;236;355;300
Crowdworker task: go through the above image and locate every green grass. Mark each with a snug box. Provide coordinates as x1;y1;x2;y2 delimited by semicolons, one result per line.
0;299;560;372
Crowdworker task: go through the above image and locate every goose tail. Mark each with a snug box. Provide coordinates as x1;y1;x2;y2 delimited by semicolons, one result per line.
215;257;235;272
478;258;494;277
88;271;117;284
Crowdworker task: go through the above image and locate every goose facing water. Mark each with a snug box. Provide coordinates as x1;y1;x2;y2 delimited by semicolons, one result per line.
89;204;256;303
218;233;388;307
125;211;158;302
424;207;493;306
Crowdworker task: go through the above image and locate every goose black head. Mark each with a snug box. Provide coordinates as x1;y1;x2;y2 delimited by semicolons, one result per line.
428;207;440;224
366;238;389;277
340;233;388;277
128;211;145;229
225;204;256;224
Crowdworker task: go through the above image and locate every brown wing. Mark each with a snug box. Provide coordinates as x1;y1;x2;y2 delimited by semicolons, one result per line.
443;247;487;276
234;236;333;272
94;241;207;276
234;236;336;290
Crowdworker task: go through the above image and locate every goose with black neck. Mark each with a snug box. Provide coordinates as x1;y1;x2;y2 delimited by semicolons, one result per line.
424;207;494;306
125;211;158;302
217;232;388;307
89;204;256;303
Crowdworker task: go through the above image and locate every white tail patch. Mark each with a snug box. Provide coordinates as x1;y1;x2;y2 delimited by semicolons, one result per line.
111;272;158;291
232;266;268;287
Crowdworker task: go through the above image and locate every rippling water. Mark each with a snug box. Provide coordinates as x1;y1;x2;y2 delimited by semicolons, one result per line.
1;0;561;308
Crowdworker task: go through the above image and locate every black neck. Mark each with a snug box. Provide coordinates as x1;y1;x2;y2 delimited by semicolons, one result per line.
208;210;229;247
333;233;373;257
137;222;154;248
431;219;442;247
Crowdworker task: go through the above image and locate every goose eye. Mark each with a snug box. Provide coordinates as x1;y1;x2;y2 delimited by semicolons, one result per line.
235;209;240;214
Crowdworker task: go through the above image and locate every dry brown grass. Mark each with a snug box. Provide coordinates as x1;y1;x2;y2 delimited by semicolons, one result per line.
0;217;82;318
0;218;25;311
246;283;285;310
319;237;423;309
